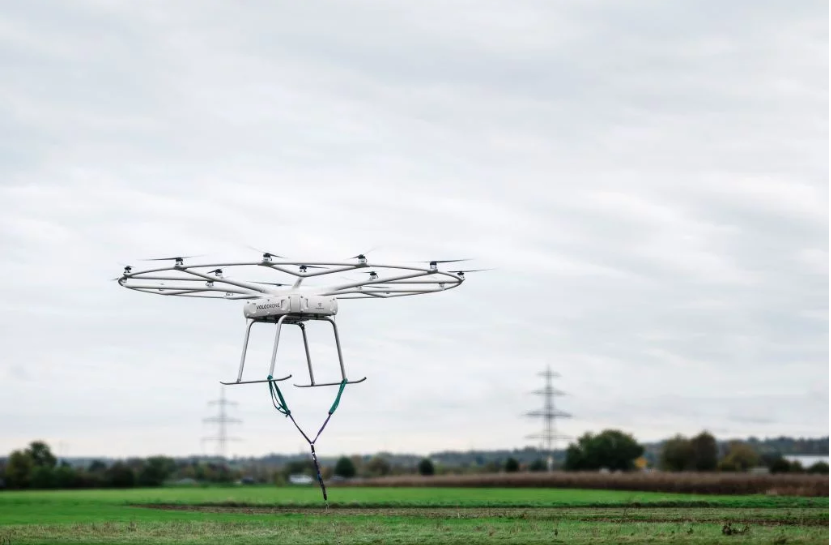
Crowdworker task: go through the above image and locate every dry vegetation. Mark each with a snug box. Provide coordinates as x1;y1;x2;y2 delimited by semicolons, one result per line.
336;471;829;497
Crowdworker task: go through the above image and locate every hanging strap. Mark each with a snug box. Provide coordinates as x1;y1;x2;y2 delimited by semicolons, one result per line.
266;377;349;502
267;375;291;416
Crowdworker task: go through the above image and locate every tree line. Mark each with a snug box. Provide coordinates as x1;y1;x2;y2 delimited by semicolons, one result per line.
292;430;828;480
659;432;828;474
2;431;827;490
0;441;241;490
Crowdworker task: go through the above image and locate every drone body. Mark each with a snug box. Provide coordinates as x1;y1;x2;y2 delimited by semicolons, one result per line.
244;294;338;320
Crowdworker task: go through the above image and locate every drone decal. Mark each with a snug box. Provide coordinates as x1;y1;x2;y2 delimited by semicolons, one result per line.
116;250;485;501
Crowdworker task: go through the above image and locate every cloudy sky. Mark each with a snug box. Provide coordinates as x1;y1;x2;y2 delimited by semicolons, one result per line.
1;1;827;459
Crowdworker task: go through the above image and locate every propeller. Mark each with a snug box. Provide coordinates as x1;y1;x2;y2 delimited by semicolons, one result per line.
346;246;381;261
449;268;494;274
207;268;223;276
449;268;493;278
298;264;328;272
413;258;471;264
245;246;286;260
411;258;471;270
141;255;203;262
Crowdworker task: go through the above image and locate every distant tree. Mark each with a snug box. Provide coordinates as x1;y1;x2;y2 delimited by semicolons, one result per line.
690;432;718;471
564;430;644;472
789;460;804;473
528;459;548;472
483;461;501;473
349;455;364;476
138;456;176;487
365;456;391;477
659;435;694;471
282;459;315;478
105;462;136;488
54;465;78;488
417;458;435;476
718;442;760;472
88;460;107;473
334;456;356;479
808;462;829;474
26;441;57;469
769;458;792;474
30;466;56;489
4;450;34;489
760;452;785;469
504;458;520;473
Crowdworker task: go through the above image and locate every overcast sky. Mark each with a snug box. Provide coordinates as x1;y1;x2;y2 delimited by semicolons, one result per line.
0;0;827;459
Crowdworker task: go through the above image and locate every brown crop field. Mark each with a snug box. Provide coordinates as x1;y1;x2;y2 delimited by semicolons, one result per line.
336;471;829;496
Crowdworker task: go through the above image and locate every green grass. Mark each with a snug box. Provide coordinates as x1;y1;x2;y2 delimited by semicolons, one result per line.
0;486;827;544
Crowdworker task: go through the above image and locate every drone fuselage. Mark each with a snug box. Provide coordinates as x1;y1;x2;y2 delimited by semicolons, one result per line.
243;294;338;321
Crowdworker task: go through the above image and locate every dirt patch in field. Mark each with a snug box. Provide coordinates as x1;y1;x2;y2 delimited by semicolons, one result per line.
336;472;829;497
138;504;829;527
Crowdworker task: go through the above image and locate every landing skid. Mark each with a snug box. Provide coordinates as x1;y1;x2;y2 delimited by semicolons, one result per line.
220;375;291;386
294;378;367;388
222;315;366;387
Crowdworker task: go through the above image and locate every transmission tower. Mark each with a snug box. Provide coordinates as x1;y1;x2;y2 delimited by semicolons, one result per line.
525;367;571;470
202;387;241;460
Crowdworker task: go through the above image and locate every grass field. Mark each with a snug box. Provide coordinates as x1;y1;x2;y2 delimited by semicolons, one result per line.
1;486;828;544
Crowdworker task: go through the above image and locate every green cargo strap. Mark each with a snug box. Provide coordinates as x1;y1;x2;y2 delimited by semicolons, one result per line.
328;379;348;414
267;375;291;416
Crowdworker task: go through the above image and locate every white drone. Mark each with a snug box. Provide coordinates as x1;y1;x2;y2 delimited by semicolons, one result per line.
116;250;484;388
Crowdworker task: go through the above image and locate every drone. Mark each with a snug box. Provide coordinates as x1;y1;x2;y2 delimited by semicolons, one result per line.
115;251;487;388
115;249;487;502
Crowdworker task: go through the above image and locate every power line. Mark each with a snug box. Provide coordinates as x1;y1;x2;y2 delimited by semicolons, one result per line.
202;387;241;460
525;366;571;470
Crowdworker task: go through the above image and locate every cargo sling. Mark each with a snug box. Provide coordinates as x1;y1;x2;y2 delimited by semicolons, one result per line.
267;375;348;503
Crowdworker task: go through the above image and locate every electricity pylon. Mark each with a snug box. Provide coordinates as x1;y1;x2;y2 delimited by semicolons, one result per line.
525;367;571;470
202;387;241;460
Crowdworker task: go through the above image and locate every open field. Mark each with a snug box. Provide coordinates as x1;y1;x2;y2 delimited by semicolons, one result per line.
0;486;827;544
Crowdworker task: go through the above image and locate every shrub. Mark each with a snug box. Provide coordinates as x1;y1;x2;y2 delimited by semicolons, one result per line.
808;461;829;474
365;456;391;477
105;462;136;488
53;465;78;489
719;442;760;472
417;458;435;476
334;457;356;479
769;458;792;474
528;459;548;472
504;458;520;473
29;466;56;489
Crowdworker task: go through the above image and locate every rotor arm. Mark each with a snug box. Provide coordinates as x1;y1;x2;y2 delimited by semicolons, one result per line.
327;271;437;293
123;283;261;296
327;287;451;297
175;268;275;294
264;263;355;278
